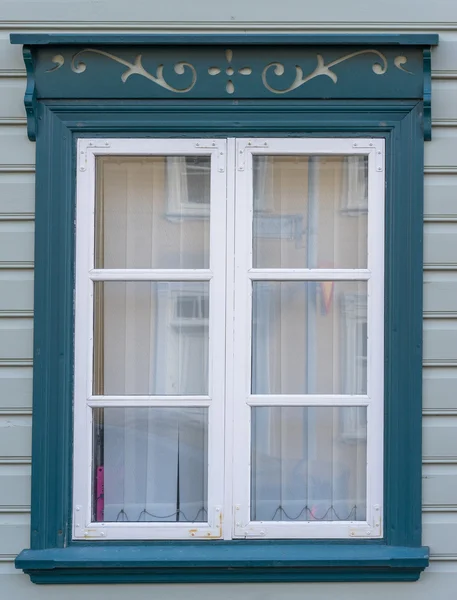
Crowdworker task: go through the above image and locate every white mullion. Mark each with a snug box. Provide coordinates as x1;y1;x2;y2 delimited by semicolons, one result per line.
73;141;96;538
223;138;236;540
89;269;213;281
232;139;255;536
248;269;371;281
247;395;371;406
206;138;227;538
365;138;385;532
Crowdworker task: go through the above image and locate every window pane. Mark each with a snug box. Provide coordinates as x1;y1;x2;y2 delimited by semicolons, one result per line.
95;156;210;269
251;406;367;522
93;407;208;523
252;281;367;394
253;156;368;269
93;282;209;395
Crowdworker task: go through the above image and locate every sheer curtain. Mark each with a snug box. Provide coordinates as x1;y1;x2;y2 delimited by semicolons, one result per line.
251;156;367;523
93;157;209;523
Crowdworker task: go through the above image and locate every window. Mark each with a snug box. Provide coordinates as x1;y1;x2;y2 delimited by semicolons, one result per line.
74;137;384;541
12;32;436;583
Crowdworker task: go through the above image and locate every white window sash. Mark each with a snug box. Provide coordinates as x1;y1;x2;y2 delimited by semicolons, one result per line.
231;138;384;539
73;139;227;540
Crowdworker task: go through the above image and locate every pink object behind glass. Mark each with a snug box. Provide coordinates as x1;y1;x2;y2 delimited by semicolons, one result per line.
96;466;104;521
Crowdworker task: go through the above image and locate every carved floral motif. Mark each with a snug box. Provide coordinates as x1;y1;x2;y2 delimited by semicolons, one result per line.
46;48;413;94
208;49;252;94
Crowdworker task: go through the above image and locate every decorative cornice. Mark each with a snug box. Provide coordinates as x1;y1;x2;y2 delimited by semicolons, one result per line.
10;34;437;142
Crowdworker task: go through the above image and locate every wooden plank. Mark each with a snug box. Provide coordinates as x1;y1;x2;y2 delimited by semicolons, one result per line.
0;221;34;266
0;127;34;169
425;128;457;170
0;465;30;509
423;513;457;556
424;273;457;316
423;416;457;462
424;223;457;268
0;319;33;361
0;79;26;121
1;1;457;24
433;79;457;121
0;514;29;555
432;33;457;74
425;174;457;219
0;416;31;461
424;321;457;364
0;271;33;314
0;34;24;75
0;173;34;216
423;368;457;412
423;465;457;510
0;367;32;412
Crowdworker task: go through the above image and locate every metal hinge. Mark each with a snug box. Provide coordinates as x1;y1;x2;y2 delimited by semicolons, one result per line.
73;505;107;538
188;506;223;539
352;141;384;172
349;504;382;538
78;140;111;172
233;504;266;538
195;140;225;173
237;139;269;171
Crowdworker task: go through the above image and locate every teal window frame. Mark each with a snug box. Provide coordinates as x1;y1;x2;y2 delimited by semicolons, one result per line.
11;34;437;584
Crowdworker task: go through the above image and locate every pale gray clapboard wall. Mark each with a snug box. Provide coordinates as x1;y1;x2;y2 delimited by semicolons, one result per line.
0;9;456;597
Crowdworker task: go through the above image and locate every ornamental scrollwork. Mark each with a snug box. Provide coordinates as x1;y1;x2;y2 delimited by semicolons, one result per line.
262;49;408;94
46;48;412;95
47;49;197;93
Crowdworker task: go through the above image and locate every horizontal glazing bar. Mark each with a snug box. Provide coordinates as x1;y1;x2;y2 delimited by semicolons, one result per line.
248;269;371;281
247;395;371;406
90;269;213;281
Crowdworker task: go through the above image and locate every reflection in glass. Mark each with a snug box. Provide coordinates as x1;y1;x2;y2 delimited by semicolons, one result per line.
95;156;210;269
93;282;209;395
93;408;208;523
251;406;367;522
252;281;367;395
253;155;368;268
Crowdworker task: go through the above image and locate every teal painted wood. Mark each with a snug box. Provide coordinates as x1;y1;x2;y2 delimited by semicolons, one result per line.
17;544;429;584
383;102;424;546
11;35;437;140
9;34;440;46
28;101;74;551
13;98;428;583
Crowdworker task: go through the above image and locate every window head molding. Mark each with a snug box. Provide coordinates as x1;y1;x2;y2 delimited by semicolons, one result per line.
11;33;437;584
12;33;437;142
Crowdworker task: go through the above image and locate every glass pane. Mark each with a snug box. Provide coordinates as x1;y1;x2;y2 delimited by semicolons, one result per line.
93;407;208;523
253;155;368;268
251;406;367;521
95;156;210;269
252;281;367;395
93;282;209;395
